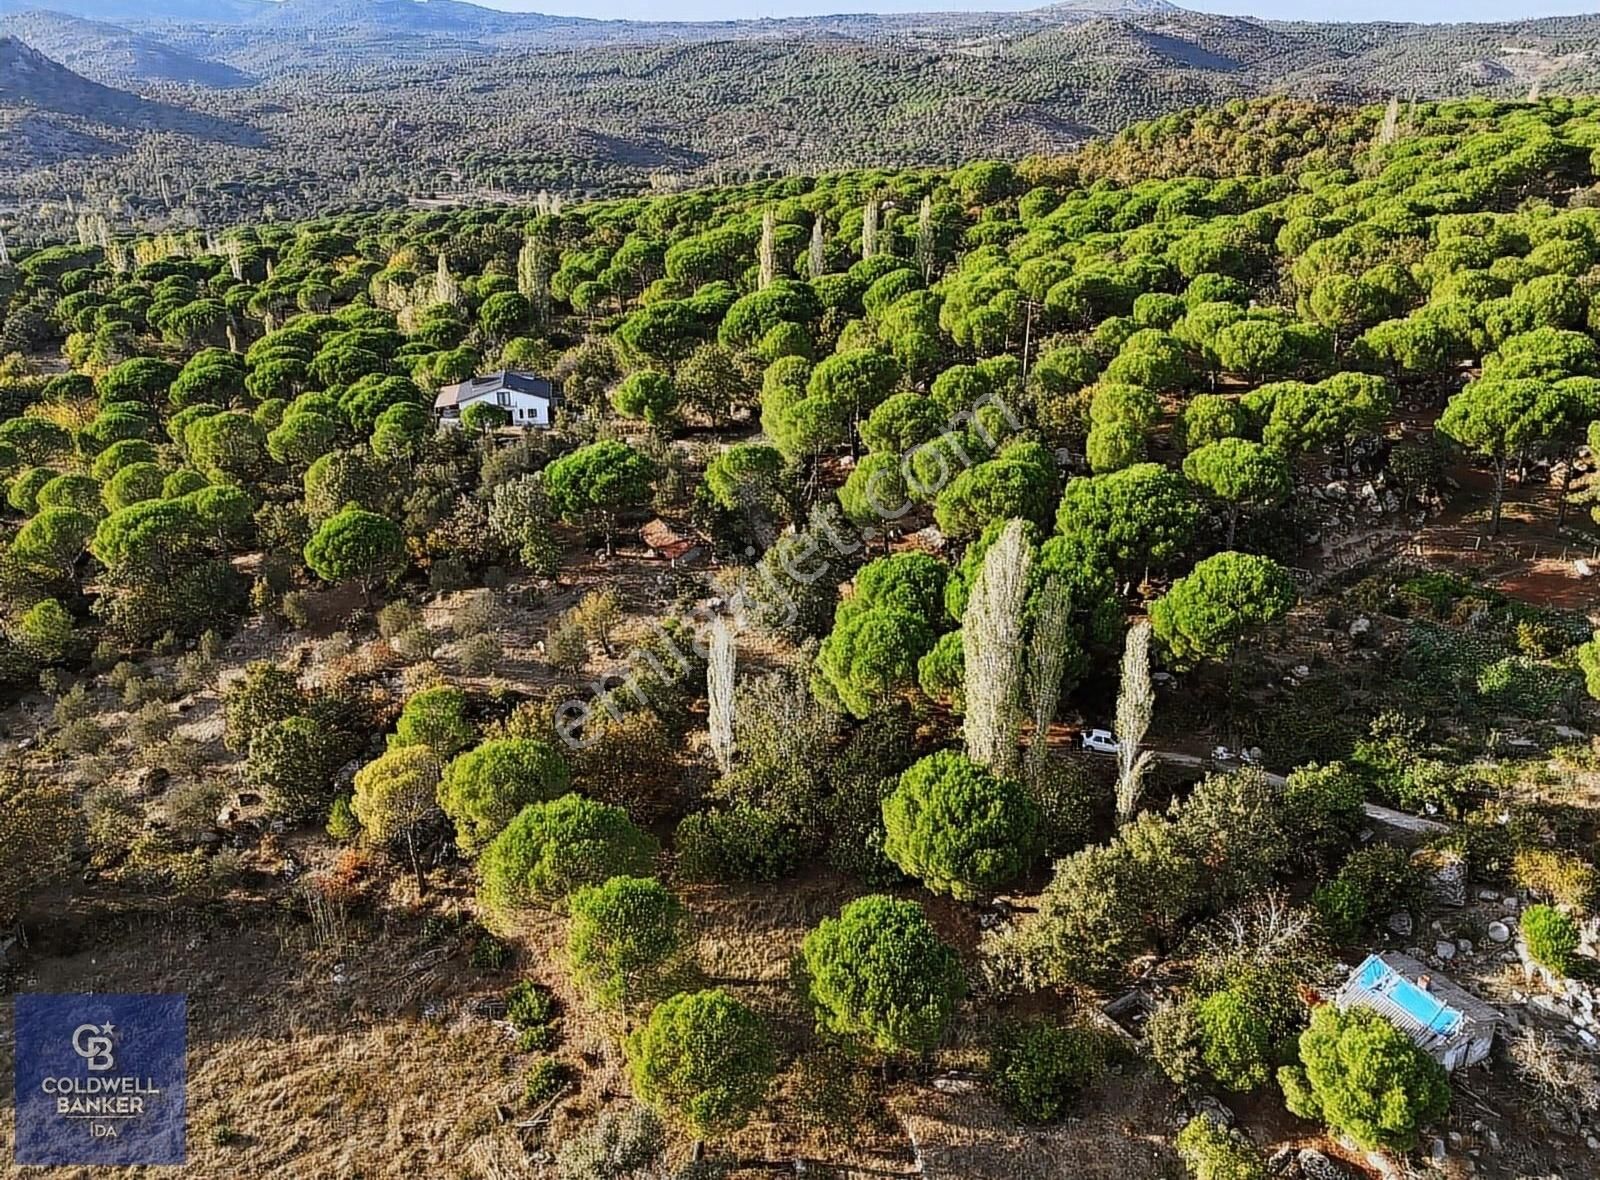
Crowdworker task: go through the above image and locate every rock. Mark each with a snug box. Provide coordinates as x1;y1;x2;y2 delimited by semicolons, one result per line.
1488;921;1511;944
1436;940;1457;961
133;765;169;797
1193;1095;1234;1128
1486;1130;1500;1150
1419;850;1468;908
1348;615;1371;638
1555;725;1588;740
932;1074;979;1094
1267;1146;1298;1176
1479;889;1501;902
1296;1148;1348;1180
1458;939;1474;955
1387;911;1413;936
1431;1138;1447;1162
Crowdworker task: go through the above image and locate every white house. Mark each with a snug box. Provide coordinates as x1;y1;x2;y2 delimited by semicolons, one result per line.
434;371;557;429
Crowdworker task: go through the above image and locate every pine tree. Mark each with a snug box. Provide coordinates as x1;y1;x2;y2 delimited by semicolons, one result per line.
963;520;1032;778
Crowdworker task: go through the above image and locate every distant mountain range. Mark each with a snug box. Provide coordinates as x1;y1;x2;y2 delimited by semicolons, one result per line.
2;0;1597;238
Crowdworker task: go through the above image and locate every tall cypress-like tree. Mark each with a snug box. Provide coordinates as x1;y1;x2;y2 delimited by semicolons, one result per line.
962;519;1032;778
1113;621;1156;825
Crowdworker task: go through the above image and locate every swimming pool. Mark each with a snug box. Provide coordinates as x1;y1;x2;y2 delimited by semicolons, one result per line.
1356;955;1462;1037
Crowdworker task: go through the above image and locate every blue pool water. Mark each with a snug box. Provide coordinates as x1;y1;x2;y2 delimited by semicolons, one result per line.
1356;956;1461;1036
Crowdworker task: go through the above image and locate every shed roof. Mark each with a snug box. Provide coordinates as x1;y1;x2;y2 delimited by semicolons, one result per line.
640;519;699;561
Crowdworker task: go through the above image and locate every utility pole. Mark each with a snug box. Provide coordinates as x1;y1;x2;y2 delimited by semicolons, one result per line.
1020;299;1040;380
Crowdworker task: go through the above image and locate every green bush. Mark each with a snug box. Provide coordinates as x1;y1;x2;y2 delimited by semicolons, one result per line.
800;894;964;1055
16;599;75;663
478;794;658;912
881;749;1039;900
246;714;348;822
988;1019;1105;1123
506;980;558;1050
626;988;776;1138
567;876;689;1009
437;737;570;854
1174;1115;1266;1180
523;1057;568;1107
674;804;799;883
1193;988;1273;1092
1312;845;1420;942
1522;904;1581;977
390;684;474;757
1278;1004;1449;1152
326;794;358;842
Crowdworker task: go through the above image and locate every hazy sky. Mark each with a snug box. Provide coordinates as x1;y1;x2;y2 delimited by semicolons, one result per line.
475;0;1598;23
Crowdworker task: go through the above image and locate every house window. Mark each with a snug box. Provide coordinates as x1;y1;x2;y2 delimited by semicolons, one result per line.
496;390;511;407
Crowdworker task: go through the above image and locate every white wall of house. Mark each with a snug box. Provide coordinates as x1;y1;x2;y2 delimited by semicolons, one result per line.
449;389;551;427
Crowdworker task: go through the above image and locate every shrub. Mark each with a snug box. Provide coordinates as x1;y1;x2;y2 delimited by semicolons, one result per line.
881;748;1039;900
1148;999;1205;1090
1312;845;1420;942
1513;849;1598;913
523;1057;568;1107
506;980;558;1050
1194;988;1273;1092
350;746;444;890
567;876;690;1009
1278;1003;1449;1152
458;633;502;675
16;599;74;663
1174;1115;1266;1180
390;684;474;756
674;805;799;883
326;795;359;841
437;738;571;855
222;660;306;752
801;894;964;1055
246;715;348;822
478;794;658;912
626;988;776;1138
988;1018;1105;1123
1522;904;1581;977
553;1106;666;1180
377;600;423;640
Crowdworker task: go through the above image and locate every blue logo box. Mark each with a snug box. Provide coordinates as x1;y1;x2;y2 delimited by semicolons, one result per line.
13;993;187;1166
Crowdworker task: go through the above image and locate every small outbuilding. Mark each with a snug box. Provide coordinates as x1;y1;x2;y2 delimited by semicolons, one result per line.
434;370;556;429
1334;952;1502;1071
639;519;701;566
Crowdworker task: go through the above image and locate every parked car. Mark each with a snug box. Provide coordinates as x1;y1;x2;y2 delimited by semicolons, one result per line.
1082;728;1120;754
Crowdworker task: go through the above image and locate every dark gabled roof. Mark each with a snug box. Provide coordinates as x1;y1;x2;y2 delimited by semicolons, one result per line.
434;370;555;409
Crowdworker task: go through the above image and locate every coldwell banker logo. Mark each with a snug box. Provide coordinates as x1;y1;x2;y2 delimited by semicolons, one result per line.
14;994;187;1165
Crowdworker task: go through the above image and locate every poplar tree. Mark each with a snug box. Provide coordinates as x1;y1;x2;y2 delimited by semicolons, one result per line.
962;519;1032;778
